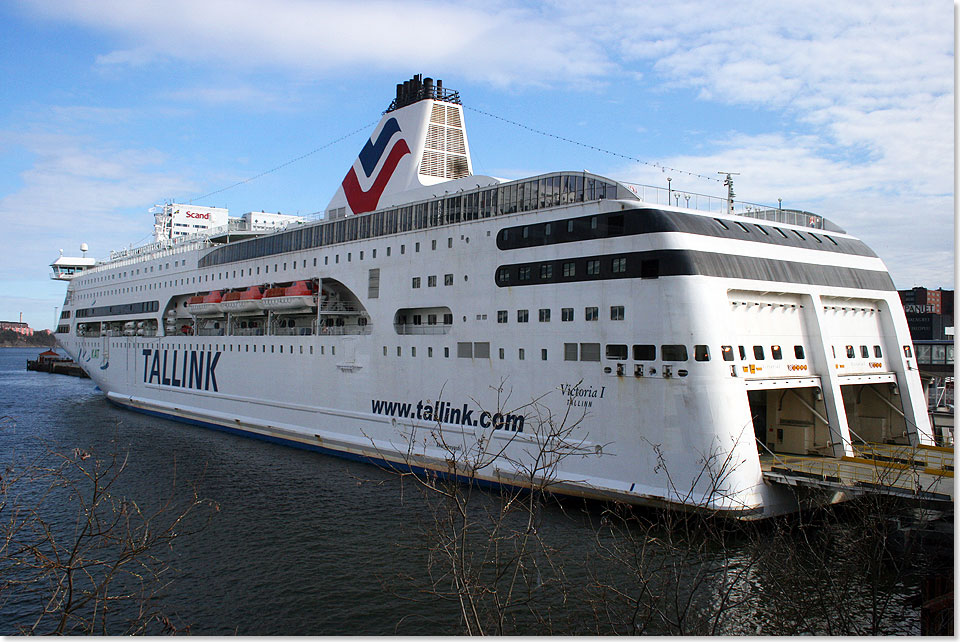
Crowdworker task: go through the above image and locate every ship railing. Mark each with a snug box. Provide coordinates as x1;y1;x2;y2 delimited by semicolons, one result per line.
231;328;264;336
620;181;829;230
273;327;315;336
394;324;453;335
319;300;363;313
318;325;371;336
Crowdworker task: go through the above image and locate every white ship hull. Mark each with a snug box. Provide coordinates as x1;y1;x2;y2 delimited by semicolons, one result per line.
51;76;936;518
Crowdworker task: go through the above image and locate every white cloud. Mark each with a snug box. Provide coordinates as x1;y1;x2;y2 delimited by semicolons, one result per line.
26;0;615;86
0;131;196;285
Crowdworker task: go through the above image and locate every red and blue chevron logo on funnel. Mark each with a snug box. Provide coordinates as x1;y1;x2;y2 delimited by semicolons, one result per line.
341;117;411;214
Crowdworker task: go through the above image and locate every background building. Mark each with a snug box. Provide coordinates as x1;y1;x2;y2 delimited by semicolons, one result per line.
0;320;33;336
898;287;953;341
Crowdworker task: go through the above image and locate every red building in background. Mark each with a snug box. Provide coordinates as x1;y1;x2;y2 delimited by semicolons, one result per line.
0;319;34;336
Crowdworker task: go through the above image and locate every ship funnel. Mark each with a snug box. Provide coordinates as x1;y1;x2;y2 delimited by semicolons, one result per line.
323;75;473;218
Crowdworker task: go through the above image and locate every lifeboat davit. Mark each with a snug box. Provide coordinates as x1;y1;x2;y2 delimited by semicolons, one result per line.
220;285;264;313
257;280;318;312
186;291;223;316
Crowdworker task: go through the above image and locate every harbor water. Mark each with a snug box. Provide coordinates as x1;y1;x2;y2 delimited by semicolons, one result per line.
0;347;951;635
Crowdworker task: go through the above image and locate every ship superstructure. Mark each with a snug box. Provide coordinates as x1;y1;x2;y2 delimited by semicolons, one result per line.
51;75;944;517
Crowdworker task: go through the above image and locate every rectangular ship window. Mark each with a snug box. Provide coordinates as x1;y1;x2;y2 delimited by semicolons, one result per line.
794;345;805;359
662;345;688;361
695;345;710;361
641;259;659;279
721;345;734;361
458;342;472;358
606;344;628;360
771;345;782;360
633;344;655;360
474;342;490;358
564;343;578;361
754;346;765;360
585;307;598;321
580;343;601;361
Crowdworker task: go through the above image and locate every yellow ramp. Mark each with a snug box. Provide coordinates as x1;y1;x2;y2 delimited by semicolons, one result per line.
761;449;953;502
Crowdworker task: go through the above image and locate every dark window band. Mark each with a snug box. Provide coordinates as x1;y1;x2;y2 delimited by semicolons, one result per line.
496;208;875;258
199;172;622;268
495;249;894;291
75;301;160;318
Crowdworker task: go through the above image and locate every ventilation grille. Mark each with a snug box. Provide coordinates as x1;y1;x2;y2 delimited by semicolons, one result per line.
445;105;462;128
446;128;465;154
420;104;468;179
426;124;444;151
447;156;469;178
422;150;445;178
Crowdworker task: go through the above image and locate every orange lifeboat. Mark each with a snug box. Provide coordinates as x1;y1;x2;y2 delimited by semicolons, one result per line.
221;286;264;313
186;291;223;316
258;280;317;311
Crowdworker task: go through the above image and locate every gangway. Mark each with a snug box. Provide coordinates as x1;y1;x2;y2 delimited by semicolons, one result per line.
761;443;954;503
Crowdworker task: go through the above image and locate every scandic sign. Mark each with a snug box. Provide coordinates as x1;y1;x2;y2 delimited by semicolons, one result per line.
185;211;211;220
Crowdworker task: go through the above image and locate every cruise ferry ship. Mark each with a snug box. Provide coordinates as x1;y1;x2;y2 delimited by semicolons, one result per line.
51;75;938;518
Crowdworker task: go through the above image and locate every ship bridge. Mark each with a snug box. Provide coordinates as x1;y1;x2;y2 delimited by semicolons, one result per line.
50;246;96;280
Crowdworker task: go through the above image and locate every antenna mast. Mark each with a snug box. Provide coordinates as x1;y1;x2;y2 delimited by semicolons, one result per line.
718;171;739;215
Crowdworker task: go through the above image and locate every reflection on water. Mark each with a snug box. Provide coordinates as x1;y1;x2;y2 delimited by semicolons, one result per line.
0;348;951;634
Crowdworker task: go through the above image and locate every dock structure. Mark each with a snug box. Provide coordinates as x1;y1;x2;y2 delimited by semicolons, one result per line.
761;442;953;503
26;350;89;378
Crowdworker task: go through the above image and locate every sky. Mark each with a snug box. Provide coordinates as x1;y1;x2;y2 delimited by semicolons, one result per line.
0;0;954;330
